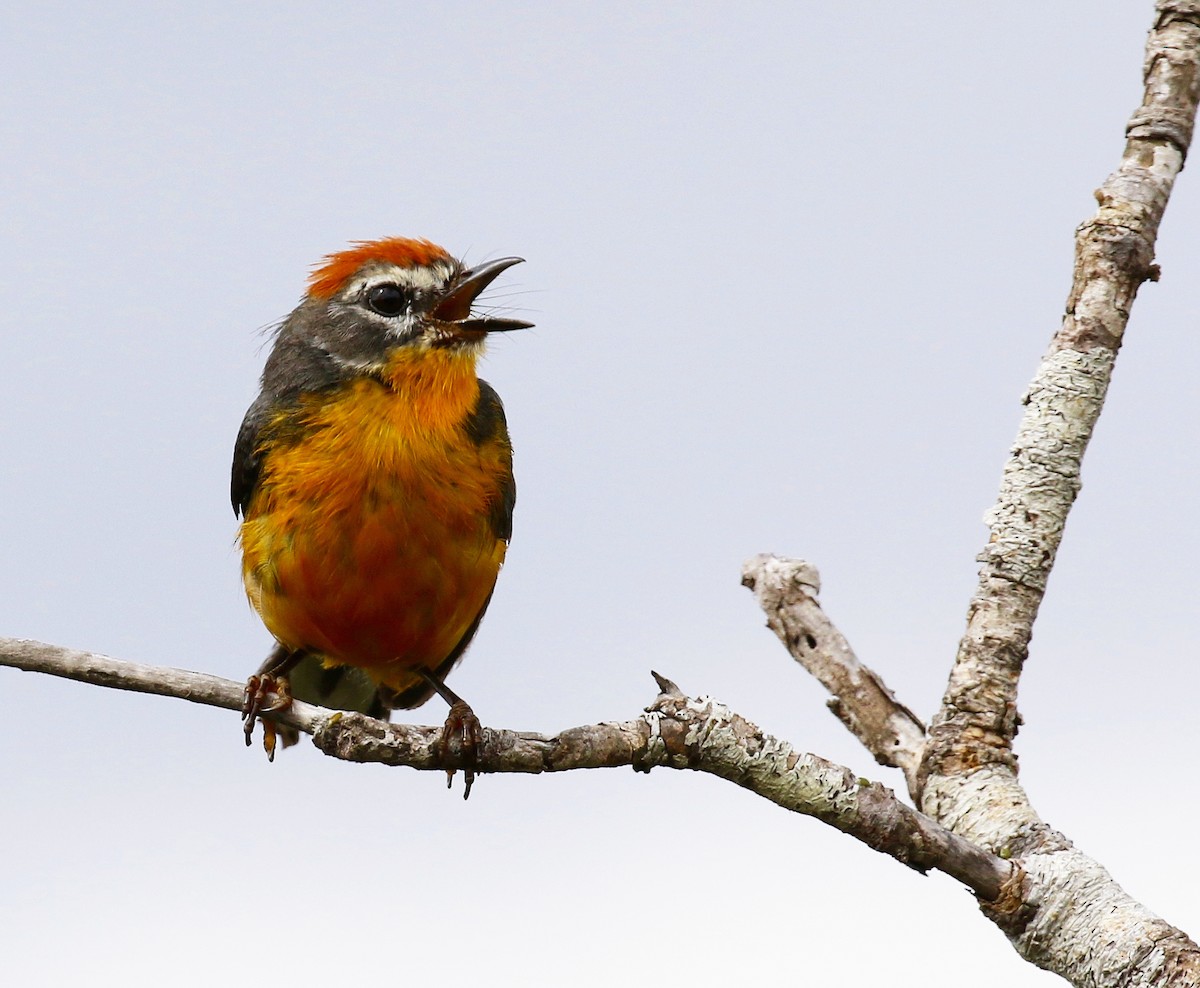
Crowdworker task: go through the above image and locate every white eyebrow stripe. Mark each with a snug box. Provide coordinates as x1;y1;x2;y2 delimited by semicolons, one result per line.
341;260;458;298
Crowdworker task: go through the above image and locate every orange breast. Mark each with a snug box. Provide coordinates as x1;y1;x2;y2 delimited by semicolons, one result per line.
238;350;509;693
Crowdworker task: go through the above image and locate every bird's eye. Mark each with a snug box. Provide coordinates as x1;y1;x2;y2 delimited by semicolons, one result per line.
365;283;409;317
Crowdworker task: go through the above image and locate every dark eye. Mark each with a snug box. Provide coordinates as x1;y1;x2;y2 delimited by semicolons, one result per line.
365;283;409;317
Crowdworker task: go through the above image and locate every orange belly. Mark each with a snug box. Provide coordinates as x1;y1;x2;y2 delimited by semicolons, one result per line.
238;366;509;694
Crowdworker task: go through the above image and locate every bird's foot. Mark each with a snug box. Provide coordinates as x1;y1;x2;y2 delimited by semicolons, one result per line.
438;700;482;800
242;674;293;762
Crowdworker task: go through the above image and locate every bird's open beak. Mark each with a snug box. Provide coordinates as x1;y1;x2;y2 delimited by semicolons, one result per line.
432;257;534;336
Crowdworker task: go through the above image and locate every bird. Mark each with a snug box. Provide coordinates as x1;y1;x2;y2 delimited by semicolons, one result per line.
231;237;530;796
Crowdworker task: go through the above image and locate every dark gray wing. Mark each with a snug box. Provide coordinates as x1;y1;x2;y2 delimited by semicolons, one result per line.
231;393;275;518
230;307;346;518
466;378;516;542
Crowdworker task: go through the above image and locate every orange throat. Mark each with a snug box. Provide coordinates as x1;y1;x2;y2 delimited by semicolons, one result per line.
377;344;483;433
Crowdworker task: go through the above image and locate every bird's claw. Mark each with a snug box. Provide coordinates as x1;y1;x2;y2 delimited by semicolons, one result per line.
438;700;482;800
242;674;293;762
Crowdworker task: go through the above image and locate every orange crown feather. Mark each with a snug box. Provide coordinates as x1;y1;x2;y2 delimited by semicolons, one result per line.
307;237;453;299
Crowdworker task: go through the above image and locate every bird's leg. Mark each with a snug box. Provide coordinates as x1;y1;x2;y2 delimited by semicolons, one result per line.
419;671;482;800
242;644;302;761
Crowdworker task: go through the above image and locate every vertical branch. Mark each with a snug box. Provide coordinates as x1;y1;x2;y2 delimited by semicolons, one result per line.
919;1;1200;832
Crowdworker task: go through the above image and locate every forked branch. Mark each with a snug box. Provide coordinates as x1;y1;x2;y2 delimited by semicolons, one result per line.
736;4;1200;985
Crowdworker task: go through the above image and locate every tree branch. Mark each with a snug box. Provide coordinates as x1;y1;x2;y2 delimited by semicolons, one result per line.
919;0;1200;821
739;5;1200;985
0;636;1010;902
741;554;926;796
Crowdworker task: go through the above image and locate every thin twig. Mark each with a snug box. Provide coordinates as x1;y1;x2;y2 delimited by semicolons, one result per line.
741;554;926;796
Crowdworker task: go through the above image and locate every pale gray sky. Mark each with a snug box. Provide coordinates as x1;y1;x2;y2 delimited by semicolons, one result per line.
3;3;1196;985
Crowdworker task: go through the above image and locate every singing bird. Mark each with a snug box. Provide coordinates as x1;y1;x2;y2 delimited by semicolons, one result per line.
232;237;530;794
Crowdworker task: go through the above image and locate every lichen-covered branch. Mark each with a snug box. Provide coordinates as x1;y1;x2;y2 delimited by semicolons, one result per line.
0;636;1010;901
741;7;1200;984
914;0;1200;882
741;554;926;796
918;0;1200;820
902;23;1200;976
